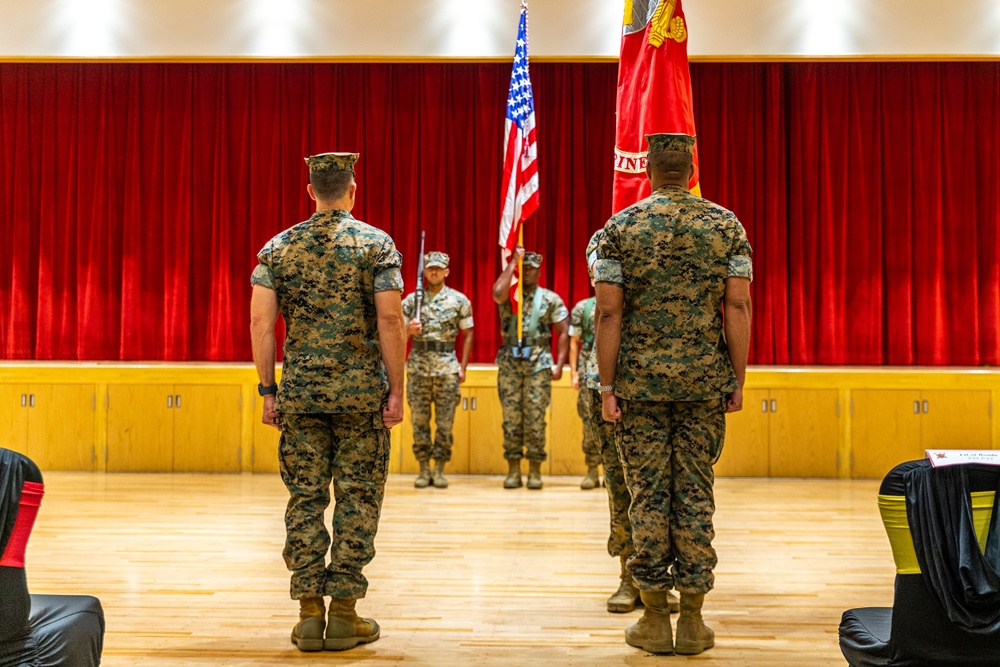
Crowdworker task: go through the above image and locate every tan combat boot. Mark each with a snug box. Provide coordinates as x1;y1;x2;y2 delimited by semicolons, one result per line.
431;460;448;488
325;598;380;651
607;555;640;613
414;460;431;488
526;460;543;489
503;459;522;488
290;596;325;652
624;590;673;654
674;593;714;655
580;465;600;490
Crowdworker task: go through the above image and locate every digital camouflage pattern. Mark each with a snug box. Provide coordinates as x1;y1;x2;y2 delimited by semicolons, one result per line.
522;252;543;267
278;411;390;599
571;296;599;466
424;251;449;268
402;286;473;377
569;297;596;376
495;287;569;372
251;209;404;413
305;152;358;173
497;363;551;462
593;184;753;401
588;389;634;558
646;132;696;155
495;286;568;462
407;373;461;463
615;398;724;594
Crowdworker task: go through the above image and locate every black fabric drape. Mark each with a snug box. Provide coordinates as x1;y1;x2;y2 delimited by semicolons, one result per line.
904;463;1000;633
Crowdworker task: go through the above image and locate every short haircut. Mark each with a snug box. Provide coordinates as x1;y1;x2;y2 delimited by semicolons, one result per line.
310;170;354;201
647;150;692;180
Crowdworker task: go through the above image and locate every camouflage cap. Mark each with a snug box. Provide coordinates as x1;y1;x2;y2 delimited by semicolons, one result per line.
425;251;450;269
304;152;359;174
522;252;543;268
646;133;696;155
586;229;604;272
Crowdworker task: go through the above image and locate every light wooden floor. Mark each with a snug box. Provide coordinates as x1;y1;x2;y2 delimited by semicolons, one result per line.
24;473;892;666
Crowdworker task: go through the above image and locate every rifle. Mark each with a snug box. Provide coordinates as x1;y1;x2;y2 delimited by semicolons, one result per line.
414;231;426;323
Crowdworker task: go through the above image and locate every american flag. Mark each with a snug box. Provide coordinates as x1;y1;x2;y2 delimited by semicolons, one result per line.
498;4;538;312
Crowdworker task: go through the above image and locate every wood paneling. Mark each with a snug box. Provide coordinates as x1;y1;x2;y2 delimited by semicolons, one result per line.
28;384;96;471
920;389;992;451
768;389;839;477
546;385;586;476
0;384;29;455
107;384;174;471
172;385;241;472
716;388;769;477
468;387;507;475
851;390;923;479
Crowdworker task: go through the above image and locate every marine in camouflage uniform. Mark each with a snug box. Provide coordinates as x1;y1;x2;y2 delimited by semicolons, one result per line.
570;294;600;489
579;229;676;614
594;133;753;655
250;152;407;652
491;247;570;490
402;251;474;489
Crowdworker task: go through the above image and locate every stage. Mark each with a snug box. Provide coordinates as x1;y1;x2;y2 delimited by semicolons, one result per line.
25;473;890;665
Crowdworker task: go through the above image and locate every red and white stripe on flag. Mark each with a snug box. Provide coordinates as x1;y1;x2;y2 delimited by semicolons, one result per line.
498;4;538;313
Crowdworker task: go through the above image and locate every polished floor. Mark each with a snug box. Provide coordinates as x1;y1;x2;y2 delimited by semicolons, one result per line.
25;472;890;665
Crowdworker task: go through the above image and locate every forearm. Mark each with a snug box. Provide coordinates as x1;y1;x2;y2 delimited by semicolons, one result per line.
595;312;622;386
569;337;580;373
492;262;517;303
555;332;569;369
460;330;474;371
250;325;276;385
378;313;407;397
724;302;752;388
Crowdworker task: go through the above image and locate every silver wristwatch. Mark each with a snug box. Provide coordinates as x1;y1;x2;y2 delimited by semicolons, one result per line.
598;384;615;394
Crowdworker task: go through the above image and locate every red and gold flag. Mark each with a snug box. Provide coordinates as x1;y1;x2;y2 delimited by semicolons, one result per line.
613;0;700;214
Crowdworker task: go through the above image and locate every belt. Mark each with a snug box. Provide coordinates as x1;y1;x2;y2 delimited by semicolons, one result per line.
502;336;551;347
412;340;454;352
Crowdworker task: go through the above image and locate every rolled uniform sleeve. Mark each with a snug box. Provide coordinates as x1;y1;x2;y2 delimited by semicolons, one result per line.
457;297;474;330
251;242;276;289
374;238;404;293
593;221;624;286
546;293;569;325
726;216;754;282
568;302;584;337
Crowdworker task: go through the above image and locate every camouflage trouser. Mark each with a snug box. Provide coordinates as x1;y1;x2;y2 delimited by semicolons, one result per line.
589;389;634;559
578;388;601;467
615;398;725;595
497;359;551;462
407;373;461;463
278;411;390;600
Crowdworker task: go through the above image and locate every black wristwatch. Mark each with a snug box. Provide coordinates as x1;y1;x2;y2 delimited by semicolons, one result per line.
257;383;278;396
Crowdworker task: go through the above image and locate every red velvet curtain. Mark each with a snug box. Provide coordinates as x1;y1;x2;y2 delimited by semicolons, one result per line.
1;62;998;365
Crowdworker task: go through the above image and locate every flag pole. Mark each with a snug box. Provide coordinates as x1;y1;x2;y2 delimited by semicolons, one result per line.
517;226;524;345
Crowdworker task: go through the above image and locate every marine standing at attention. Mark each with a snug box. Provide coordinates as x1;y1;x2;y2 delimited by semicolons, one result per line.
402;251;474;489
595;133;753;655
250;152;407;652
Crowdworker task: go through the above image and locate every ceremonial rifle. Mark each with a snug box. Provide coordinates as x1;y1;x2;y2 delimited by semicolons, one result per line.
414;231;426;323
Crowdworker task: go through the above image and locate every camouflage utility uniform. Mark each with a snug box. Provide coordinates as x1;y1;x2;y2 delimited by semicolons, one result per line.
496;288;569;462
252;208;403;600
570;297;600;468
594;184;753;595
402;286;473;463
